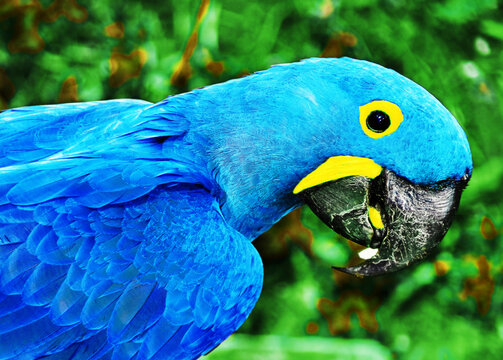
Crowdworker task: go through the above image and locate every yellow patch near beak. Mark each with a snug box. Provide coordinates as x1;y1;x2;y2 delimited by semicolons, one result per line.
368;206;384;229
293;156;382;194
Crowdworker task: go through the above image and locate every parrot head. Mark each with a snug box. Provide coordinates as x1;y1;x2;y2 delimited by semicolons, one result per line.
288;58;472;276
180;57;472;277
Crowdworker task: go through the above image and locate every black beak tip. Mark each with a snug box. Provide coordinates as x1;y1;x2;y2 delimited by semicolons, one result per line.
332;258;399;278
332;265;366;278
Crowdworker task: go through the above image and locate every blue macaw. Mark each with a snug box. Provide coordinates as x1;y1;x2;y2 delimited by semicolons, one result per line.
0;58;471;359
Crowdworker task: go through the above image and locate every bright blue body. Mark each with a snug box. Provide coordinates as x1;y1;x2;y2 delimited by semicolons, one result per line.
0;58;472;359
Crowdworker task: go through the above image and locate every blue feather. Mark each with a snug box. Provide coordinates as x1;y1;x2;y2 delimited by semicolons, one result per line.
110;342;141;360
0;204;33;223
74;236;94;264
0;315;71;359
0;304;47;335
75;190;125;208
0;243;19;262
108;282;165;343
0;294;24;316
138;322;190;360
5;148;55;162
67;263;85;292
111;186;156;204
7;173;80;206
22;263;69;306
35;331;111;360
0;222;34;244
30;323;96;358
194;287;221;329
35;228;72;265
27;224;51;253
64;199;92;220
98;206;124;220
81;271;100;294
111;264;139;284
33;205;59;225
180;324;212;350
82;281;123;330
50;282;86;326
0;245;39;294
86;170;127;191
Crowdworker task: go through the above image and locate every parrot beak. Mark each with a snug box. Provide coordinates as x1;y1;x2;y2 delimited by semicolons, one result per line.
295;159;469;277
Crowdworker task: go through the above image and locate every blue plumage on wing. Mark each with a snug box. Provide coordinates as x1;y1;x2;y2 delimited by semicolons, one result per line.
0;160;262;359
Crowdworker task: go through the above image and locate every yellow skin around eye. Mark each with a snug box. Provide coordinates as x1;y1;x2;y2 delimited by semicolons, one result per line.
359;100;403;139
293;100;403;194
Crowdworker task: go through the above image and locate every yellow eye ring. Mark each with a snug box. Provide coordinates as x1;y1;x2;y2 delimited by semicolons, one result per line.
359;100;403;139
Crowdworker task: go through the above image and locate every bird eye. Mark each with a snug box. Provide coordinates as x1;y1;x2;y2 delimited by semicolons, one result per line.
359;100;403;139
366;111;390;133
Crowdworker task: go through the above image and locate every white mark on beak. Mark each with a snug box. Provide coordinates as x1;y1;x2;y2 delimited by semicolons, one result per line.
358;247;379;260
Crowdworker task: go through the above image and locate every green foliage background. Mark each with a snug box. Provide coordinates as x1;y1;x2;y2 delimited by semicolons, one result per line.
1;0;502;359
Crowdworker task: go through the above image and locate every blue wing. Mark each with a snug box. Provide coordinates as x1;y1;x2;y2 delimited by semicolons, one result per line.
0;100;149;167
0;102;263;359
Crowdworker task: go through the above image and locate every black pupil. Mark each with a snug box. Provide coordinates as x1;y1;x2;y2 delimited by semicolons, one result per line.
366;110;391;133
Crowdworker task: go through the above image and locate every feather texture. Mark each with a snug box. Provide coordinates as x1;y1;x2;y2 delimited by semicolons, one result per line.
0;94;263;359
